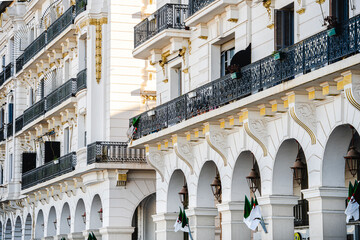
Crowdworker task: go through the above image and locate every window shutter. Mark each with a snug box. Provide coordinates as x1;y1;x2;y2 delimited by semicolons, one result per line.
275;10;283;50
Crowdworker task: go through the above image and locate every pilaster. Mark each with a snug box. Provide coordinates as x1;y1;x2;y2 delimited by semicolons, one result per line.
186;207;218;240
99;226;134;240
152;212;182;240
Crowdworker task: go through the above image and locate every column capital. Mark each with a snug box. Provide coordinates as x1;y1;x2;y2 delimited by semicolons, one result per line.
217;201;244;212
302;187;347;199
258;195;299;206
152;212;178;222
186;207;218;217
99;226;134;235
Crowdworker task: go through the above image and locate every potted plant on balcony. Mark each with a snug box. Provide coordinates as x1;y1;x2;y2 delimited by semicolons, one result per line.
272;51;283;61
324;16;338;37
53;156;59;164
228;64;241;79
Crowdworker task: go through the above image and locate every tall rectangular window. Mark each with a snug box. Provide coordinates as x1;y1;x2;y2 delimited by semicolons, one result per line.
8;103;13;123
275;4;294;50
8;154;13;182
331;0;349;23
220;48;235;77
2;55;5;69
64;60;70;81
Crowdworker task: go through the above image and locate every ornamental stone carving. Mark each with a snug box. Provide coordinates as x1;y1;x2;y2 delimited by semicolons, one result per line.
343;71;360;111
204;123;229;166
172;135;195;174
145;145;165;181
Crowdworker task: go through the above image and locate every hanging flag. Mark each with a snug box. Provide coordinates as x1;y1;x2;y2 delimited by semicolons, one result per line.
244;196;262;231
174;207;193;240
127;116;140;143
345;180;360;223
174;207;183;232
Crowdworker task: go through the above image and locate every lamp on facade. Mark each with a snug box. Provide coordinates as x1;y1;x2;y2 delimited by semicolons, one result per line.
178;184;188;208
98;208;103;222
345;128;360;177
291;143;306;185
81;212;86;224
246;154;260;194
210;170;222;203
53;220;57;230
66;215;71;227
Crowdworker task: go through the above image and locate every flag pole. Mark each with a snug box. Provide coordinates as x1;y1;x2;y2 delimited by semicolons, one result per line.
187;223;194;240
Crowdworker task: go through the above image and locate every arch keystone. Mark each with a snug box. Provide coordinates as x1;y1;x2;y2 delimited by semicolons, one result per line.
145;144;165;181
203;123;229;166
172;134;195;174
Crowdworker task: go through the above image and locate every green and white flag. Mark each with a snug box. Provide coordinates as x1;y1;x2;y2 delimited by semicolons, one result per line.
243;196;262;231
174;207;189;232
345;180;360;223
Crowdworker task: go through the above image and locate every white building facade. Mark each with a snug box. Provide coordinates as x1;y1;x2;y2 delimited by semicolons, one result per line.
0;0;157;240
131;0;360;239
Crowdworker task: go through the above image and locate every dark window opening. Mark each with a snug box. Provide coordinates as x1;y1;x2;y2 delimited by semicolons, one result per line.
275;3;294;50
331;0;349;24
22;152;37;173
221;47;235;77
44;141;60;163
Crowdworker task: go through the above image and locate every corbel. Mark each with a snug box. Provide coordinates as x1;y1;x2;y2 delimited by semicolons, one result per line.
269;99;287;113
225;5;239;23
172;134;195;173
36;189;49;205
334;76;344;91
258;104;274;117
46;119;53;130
193;128;205;140
228;115;242;128
342;70;360;111
50;185;62;200
159;50;170;74
195;23;208;40
170;38;183;54
61;42;69;56
306;87;325;101
203;122;229;166
320;81;340;96
242;109;268;156
263;0;274;29
63;180;76;197
66;38;77;50
73;177;86;193
219;118;233;130
185;131;198;142
40;60;49;71
60;111;67;125
145;144;165;181
287;91;317;144
178;46;186;65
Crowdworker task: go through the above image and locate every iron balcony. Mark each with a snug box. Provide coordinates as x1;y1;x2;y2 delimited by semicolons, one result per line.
130;14;360;140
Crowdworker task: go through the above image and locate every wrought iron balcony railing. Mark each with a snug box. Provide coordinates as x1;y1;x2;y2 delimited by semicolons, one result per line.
294;199;309;227
87;141;146;165
131;14;360;140
15;115;23;133
6;123;12;138
76;68;87;92
15;1;88;73
0;127;4;141
134;4;188;48
188;0;215;17
75;0;87;16
21;152;76;190
47;6;74;43
23;98;46;126
45;78;77;111
0;63;14;87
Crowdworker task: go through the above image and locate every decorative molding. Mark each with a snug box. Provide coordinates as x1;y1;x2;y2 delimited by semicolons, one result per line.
203;123;228;166
343;71;360;111
172;135;195;173
287;93;317;144
145;145;165;181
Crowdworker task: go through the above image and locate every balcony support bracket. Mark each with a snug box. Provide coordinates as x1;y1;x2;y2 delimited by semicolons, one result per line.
342;70;360;112
204;123;229;166
145;145;165;182
172;134;195;174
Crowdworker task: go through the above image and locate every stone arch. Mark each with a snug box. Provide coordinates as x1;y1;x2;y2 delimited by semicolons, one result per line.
90;194;103;229
4;219;11;240
167;169;188;212
47;206;57;237
35;210;44;239
74;199;86;232
60;202;71;235
197;160;220;207
24;214;32;240
272;139;307;195
14;216;22;240
321;124;355;187
132;193;156;240
231;151;254;201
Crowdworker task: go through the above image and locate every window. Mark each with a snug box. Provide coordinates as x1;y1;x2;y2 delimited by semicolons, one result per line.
2;55;5;69
170;66;183;100
275;4;294;50
0;165;3;185
220;48;235;77
8;103;13;123
0;108;4;128
8;154;12;182
30;27;35;42
64;127;70;154
331;0;349;23
64;60;70;81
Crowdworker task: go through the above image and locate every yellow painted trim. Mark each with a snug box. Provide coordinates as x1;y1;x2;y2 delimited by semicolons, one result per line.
290;107;316;144
244;122;268;156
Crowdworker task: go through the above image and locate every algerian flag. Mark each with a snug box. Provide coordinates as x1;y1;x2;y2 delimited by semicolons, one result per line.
181;208;190;233
244;196;262;231
345;180;360;223
174;207;183;232
127;116;140;142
